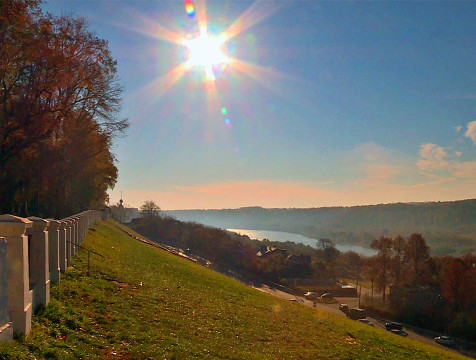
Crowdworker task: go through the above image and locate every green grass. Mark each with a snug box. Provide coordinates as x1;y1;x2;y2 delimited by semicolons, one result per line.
0;220;468;359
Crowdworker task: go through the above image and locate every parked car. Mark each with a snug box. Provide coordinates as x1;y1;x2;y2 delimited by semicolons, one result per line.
347;308;366;320
304;291;318;300
385;322;403;331
434;336;455;346
357;318;375;327
338;303;349;313
390;329;408;337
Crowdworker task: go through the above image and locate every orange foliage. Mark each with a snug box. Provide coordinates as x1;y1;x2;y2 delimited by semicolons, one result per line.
0;0;128;217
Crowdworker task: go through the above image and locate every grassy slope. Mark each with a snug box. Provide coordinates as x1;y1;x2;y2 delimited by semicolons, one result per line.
0;220;466;359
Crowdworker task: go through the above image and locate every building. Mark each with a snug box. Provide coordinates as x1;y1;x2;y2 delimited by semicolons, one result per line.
256;245;287;258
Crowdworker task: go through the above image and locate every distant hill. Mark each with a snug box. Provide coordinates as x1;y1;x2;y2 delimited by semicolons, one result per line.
167;199;476;255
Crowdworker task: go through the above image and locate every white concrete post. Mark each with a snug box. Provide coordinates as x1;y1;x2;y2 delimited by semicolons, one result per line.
27;217;50;311
74;215;81;253
63;219;73;265
0;215;33;336
46;220;61;285
71;217;78;254
0;237;13;341
80;213;85;244
58;221;67;272
76;214;82;246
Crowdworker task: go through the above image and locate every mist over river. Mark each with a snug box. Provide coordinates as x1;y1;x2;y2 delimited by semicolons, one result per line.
227;229;376;257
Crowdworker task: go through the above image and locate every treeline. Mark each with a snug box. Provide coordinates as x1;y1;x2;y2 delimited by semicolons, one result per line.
167;200;476;255
129;215;259;277
129;213;338;284
364;234;476;341
0;1;127;218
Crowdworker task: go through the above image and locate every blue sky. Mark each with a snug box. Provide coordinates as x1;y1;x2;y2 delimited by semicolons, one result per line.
44;0;476;209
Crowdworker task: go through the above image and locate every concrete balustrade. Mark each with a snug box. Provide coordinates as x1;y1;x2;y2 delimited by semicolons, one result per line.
0;210;101;339
47;220;61;285
0;215;33;337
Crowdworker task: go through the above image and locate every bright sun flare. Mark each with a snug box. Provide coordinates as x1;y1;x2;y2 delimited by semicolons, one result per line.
184;28;229;81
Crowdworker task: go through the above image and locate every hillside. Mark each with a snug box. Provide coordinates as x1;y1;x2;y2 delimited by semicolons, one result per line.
167;199;476;255
0;220;467;359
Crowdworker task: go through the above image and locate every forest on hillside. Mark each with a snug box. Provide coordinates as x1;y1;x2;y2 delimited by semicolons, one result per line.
167;199;476;255
0;1;127;218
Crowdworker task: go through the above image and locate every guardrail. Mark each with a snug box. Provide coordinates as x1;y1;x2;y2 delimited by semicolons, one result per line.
0;209;109;341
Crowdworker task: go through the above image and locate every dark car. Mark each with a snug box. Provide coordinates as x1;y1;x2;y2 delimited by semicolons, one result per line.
434;336;455;346
390;329;408;337
385;322;403;331
357;318;375;327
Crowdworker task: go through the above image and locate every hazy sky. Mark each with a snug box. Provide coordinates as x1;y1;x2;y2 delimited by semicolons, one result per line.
44;0;476;210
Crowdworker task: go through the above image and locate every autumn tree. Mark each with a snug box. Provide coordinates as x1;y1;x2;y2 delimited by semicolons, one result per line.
362;256;378;303
140;200;161;219
338;251;363;285
392;235;406;286
370;236;393;303
0;1;128;217
442;255;476;312
404;233;430;284
316;238;340;264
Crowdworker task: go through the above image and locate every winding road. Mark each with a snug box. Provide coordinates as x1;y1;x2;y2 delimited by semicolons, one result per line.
254;285;475;359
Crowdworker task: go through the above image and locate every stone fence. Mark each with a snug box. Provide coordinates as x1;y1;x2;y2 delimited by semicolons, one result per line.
0;209;109;341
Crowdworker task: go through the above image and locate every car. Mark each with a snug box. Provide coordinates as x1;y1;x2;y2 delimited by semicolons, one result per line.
357;318;375;327
304;291;318;300
321;292;332;299
338;303;349;313
347;307;366;320
385;322;403;331
434;336;455;346
390;329;408;337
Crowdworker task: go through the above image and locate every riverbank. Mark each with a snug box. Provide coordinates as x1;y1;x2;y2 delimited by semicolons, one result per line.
227;228;376;256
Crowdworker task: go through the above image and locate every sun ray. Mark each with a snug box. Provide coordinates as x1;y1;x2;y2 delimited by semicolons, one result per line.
131;62;191;113
111;10;186;46
231;58;320;114
194;0;209;35
204;80;222;142
231;58;289;92
221;0;286;42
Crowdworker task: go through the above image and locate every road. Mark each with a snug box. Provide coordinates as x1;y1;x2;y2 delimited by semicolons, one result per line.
254;285;475;359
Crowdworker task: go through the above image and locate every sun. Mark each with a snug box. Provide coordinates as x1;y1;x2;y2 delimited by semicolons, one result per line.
183;28;230;81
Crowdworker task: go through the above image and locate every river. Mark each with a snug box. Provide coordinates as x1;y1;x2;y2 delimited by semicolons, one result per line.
227;228;376;257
